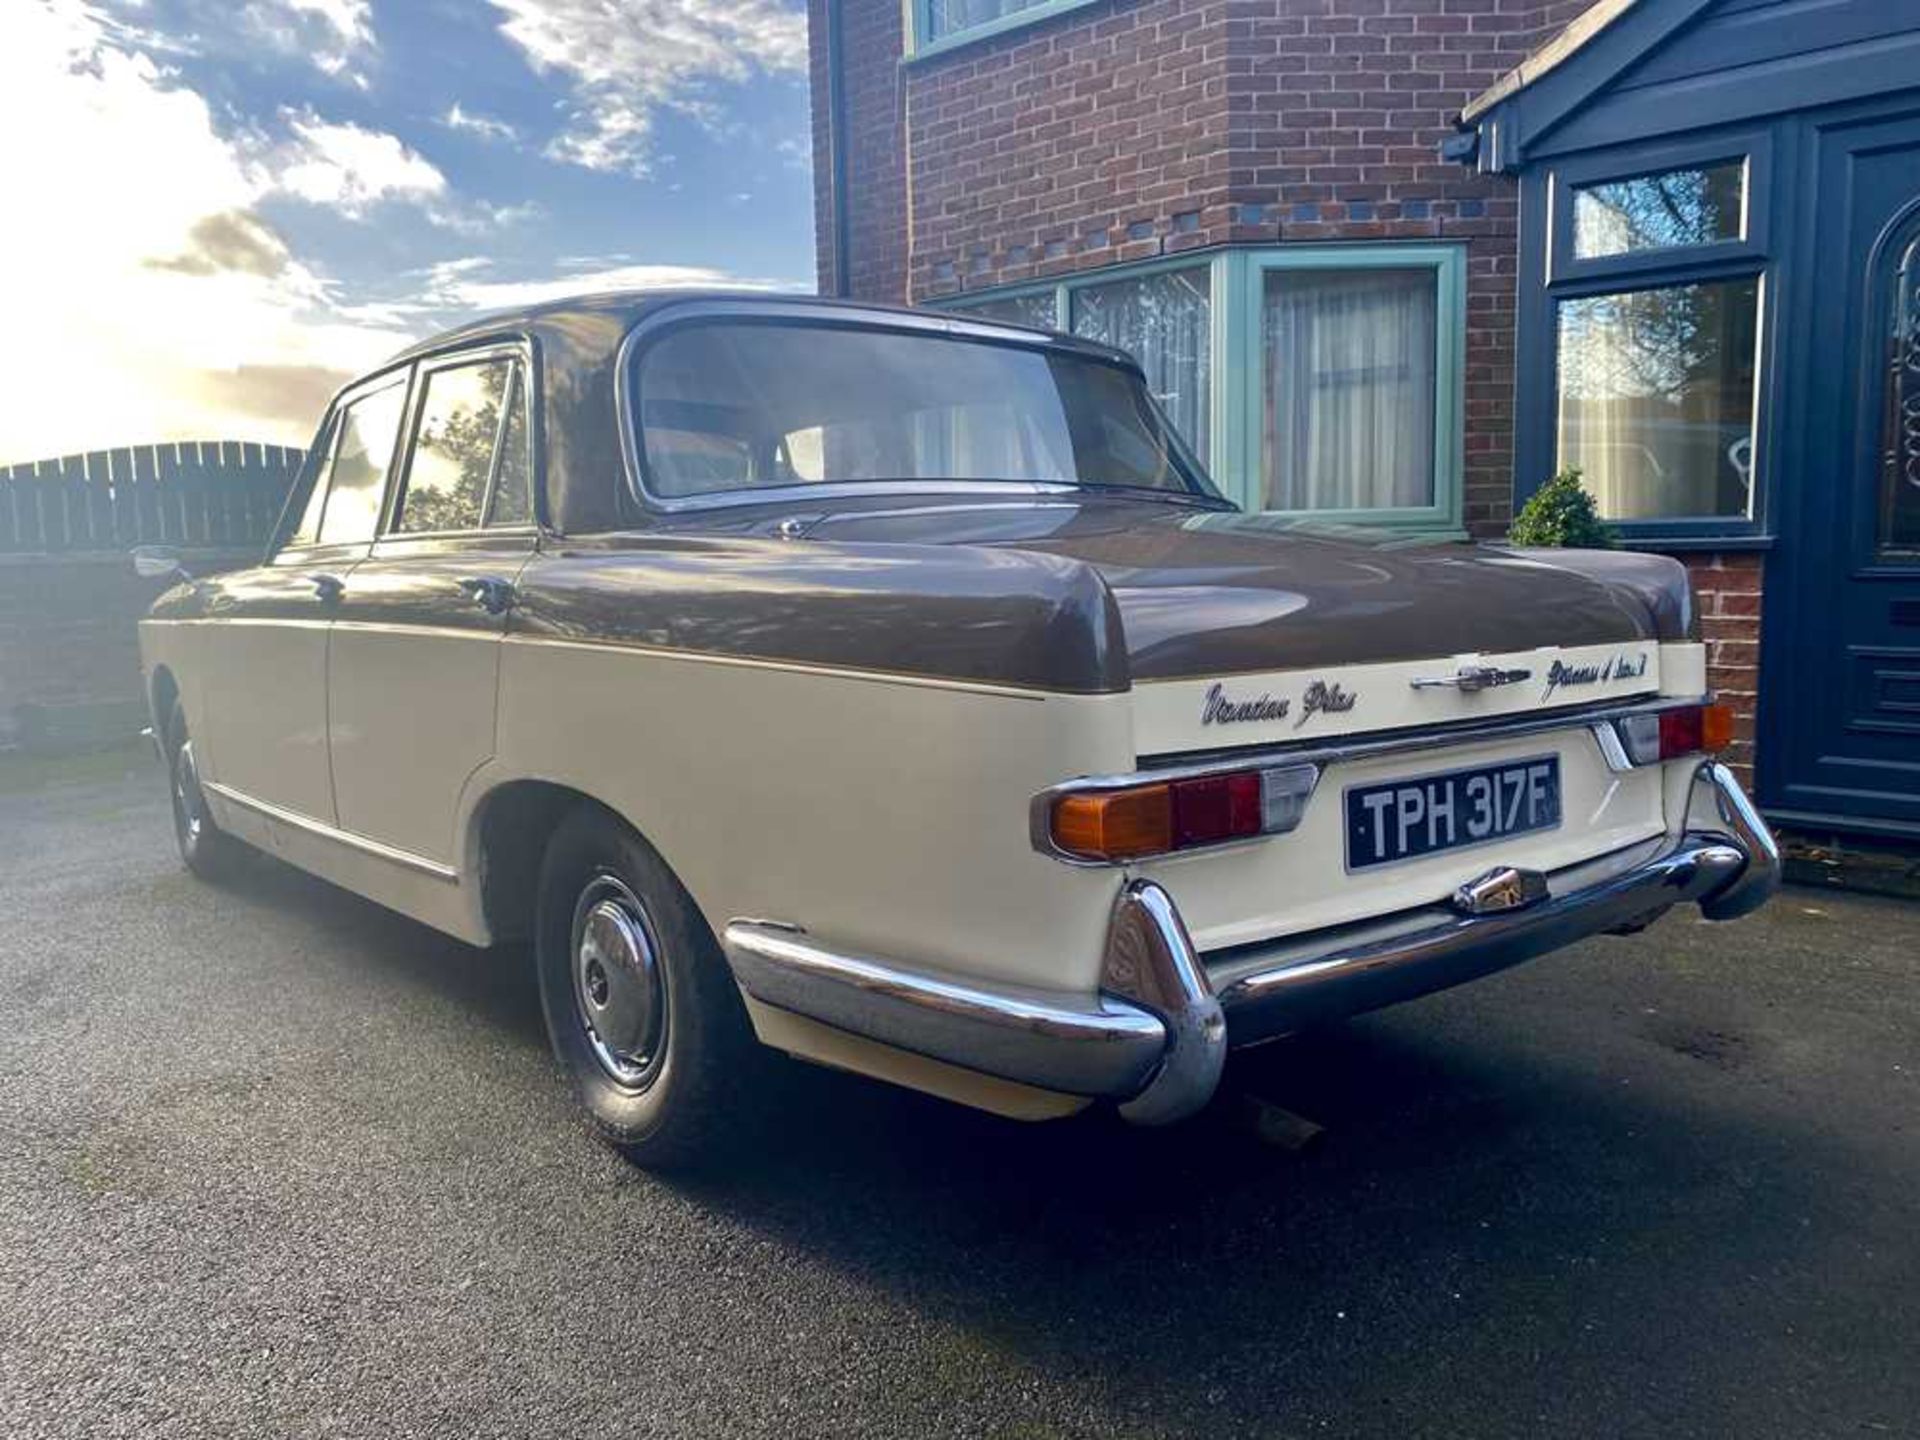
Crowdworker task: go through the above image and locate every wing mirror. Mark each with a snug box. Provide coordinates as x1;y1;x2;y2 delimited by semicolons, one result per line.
131;546;191;583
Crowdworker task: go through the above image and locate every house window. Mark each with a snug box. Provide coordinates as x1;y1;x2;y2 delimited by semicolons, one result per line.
926;0;1045;40
1070;267;1212;466
1261;268;1436;510
937;245;1464;526
909;0;1105;56
1572;161;1745;260
962;291;1058;330
1555;276;1760;521
1524;136;1773;540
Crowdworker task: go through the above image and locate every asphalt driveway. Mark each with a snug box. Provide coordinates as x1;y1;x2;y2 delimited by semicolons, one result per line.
2;751;1916;1438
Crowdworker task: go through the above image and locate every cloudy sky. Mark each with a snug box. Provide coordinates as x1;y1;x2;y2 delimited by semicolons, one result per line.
0;0;814;464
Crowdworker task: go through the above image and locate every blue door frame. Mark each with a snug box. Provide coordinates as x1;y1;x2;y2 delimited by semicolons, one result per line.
1758;102;1920;837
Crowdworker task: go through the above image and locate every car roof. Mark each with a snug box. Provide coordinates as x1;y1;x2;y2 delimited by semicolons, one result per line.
384;288;1133;370
358;290;1148;537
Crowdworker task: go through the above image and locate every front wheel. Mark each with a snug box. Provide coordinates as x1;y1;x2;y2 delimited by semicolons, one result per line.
165;701;245;882
532;805;761;1169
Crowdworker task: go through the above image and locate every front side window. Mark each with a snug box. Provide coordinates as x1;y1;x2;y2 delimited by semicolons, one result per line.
633;322;1201;500
313;380;407;546
395;357;525;534
1261;268;1437;511
1555;276;1760;521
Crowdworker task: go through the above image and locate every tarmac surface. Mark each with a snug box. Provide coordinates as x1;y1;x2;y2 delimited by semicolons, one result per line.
2;751;1916;1438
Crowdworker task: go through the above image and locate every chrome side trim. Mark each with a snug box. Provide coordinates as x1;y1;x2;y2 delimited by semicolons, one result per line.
1589;718;1635;773
1103;881;1226;1125
722;921;1169;1100
202;780;459;882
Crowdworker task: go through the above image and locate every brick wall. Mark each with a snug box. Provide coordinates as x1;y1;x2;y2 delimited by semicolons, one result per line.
1685;552;1764;788
809;0;910;303
809;4;1770;778
813;0;1603;535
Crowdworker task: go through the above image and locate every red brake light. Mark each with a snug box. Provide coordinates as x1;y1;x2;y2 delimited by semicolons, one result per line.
1170;771;1263;849
1658;706;1703;758
1048;764;1315;862
1654;702;1735;761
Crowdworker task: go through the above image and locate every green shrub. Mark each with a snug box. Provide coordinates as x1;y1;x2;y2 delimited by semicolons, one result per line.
1508;468;1616;549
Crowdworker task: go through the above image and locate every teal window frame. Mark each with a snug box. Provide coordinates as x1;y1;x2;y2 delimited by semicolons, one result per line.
938;244;1467;530
903;0;1107;63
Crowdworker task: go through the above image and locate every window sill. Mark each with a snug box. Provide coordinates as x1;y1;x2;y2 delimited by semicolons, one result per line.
902;0;1107;65
1615;532;1775;554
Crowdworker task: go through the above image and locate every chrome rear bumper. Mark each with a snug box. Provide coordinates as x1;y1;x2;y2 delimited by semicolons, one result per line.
722;761;1780;1126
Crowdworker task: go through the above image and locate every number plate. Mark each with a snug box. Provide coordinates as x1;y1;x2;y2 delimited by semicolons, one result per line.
1345;755;1562;871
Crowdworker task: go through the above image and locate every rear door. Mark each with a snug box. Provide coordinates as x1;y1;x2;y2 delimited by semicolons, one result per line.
200;374;406;823
324;342;537;867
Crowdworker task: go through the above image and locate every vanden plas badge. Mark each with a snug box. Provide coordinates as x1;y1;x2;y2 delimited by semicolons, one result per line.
1543;650;1650;701
1297;680;1359;728
1200;679;1361;727
1201;683;1290;725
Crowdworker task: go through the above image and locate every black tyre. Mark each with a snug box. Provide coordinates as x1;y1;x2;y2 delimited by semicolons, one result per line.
533;804;760;1169
165;700;246;882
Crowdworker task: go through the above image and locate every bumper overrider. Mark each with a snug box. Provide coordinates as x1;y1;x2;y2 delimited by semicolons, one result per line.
722;760;1780;1126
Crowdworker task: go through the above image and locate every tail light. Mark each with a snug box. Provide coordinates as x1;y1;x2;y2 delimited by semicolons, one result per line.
1614;703;1735;765
1048;763;1318;863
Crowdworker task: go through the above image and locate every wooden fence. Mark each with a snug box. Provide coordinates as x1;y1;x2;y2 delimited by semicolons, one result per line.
0;441;306;554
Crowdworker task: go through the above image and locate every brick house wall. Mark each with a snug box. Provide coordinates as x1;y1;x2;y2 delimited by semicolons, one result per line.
809;0;1765;783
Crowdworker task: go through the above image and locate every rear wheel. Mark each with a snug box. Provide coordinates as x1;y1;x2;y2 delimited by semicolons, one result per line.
533;804;760;1169
165;701;245;882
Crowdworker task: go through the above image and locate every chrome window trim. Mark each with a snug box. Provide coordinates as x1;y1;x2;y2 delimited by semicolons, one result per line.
610;299;1213;516
1030;693;1707;865
386;339;537;540
312;370;413;549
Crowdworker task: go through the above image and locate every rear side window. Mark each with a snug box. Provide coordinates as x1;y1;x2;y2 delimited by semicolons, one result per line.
317;380;407;545
393;355;533;533
488;368;534;527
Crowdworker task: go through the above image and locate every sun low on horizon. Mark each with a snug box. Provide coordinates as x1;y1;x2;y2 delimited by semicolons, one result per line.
0;0;816;468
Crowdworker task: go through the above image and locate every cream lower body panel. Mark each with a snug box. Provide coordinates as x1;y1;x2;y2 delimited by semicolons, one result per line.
1142;725;1669;955
206;781;485;945
480;636;1134;996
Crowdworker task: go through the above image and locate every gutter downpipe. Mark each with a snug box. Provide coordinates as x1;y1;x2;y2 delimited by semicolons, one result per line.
823;0;853;298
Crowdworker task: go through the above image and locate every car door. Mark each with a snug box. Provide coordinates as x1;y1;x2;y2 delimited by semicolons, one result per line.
324;342;538;868
199;372;408;824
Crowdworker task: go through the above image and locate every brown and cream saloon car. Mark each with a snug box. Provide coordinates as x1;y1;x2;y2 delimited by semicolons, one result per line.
137;292;1779;1166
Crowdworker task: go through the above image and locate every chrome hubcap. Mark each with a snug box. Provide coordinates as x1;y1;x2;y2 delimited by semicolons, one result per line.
571;876;668;1090
172;740;205;847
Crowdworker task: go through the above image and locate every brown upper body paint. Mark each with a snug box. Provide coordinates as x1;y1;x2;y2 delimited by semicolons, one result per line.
152;292;1695;695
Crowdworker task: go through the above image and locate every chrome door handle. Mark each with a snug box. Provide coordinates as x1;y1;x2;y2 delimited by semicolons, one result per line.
458;575;515;615
310;572;346;604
